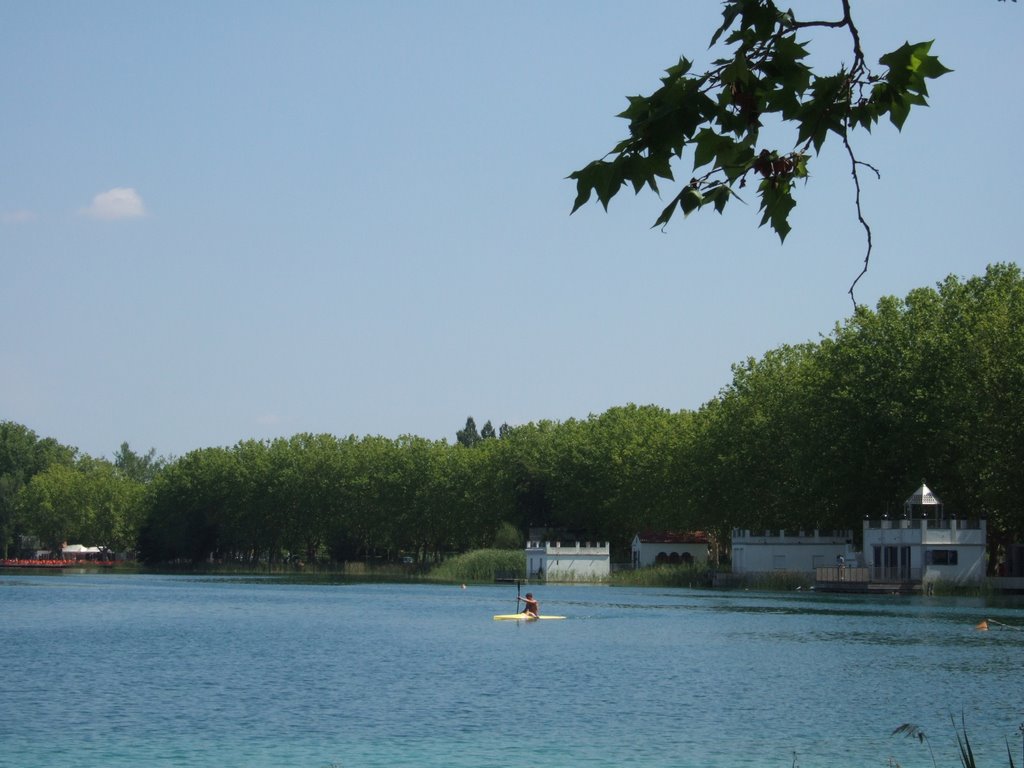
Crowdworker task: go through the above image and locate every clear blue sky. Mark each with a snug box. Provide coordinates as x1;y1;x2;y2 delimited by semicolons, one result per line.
2;2;1020;460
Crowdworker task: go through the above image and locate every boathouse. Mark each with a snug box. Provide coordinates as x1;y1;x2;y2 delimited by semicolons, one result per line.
860;483;986;588
526;541;610;581
731;529;856;578
631;531;709;568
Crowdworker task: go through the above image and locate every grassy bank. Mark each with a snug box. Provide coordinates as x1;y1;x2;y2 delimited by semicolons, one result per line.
427;549;525;583
609;563;713;588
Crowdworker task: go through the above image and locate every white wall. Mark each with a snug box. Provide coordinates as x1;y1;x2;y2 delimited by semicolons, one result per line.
632;539;708;568
527;541;610;581
730;530;854;575
862;518;986;585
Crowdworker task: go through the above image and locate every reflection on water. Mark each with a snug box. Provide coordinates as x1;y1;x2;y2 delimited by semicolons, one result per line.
1;573;1021;768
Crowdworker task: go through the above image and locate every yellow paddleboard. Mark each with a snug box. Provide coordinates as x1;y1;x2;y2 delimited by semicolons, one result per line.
493;614;566;621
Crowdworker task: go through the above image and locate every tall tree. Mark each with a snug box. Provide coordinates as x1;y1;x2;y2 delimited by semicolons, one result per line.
456;417;482;448
0;422;76;558
113;442;167;484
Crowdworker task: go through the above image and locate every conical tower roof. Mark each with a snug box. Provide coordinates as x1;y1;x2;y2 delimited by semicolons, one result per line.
905;483;941;507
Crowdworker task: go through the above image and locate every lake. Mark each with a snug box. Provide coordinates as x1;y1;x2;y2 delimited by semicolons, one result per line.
1;573;1021;768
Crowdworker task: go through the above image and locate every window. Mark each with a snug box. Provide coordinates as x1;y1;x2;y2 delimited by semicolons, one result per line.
926;549;959;565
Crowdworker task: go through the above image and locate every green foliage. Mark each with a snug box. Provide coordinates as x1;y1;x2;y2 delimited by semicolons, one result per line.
684;263;1024;555
9;265;1024;572
492;521;523;550
0;422;77;558
136;432;512;566
113;442;168;484
427;549;525;583
16;456;145;554
569;0;950;245
611;563;713;588
456;416;481;448
498;405;698;554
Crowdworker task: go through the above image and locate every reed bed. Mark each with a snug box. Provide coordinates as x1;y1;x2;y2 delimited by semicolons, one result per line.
427;549;525;583
610;563;713;588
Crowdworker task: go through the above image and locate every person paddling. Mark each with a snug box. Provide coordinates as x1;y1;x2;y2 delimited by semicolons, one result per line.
517;592;539;618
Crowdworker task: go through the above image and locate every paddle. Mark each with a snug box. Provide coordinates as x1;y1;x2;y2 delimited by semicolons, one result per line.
516;579;521;614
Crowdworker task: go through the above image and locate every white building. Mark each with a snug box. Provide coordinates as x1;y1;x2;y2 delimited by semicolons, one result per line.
731;529;856;577
526;541;610;581
631;531;709;568
862;483;986;587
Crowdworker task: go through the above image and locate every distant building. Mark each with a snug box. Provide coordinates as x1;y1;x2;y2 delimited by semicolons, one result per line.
526;540;609;581
861;483;986;588
731;529;856;577
631;531;709;568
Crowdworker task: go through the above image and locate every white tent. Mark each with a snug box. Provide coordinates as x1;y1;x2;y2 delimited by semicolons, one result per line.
62;544;102;557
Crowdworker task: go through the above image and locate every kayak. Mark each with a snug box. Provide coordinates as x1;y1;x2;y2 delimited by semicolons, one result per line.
493;613;566;621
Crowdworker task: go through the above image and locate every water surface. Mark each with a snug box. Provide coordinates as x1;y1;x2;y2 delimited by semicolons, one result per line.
1;573;1021;767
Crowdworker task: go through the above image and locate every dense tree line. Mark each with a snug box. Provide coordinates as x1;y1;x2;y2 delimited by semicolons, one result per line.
4;264;1023;570
0;431;159;559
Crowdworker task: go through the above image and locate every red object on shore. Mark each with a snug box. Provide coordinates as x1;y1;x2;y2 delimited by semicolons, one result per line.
1;558;117;568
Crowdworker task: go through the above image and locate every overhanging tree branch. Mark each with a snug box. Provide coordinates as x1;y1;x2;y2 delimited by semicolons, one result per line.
569;0;952;298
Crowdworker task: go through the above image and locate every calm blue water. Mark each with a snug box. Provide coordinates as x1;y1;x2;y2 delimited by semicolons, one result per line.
1;573;1021;768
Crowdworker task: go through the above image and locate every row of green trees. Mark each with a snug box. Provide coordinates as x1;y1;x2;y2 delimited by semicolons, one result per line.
4;264;1022;569
0;435;163;560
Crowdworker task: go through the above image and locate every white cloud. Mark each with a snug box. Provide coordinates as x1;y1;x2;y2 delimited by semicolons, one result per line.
82;187;147;220
1;209;36;223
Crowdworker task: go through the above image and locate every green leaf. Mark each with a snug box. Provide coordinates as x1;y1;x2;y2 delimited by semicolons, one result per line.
663;57;694;80
719;139;756;183
722;51;752;86
568;166;596;214
693;128;728;171
875;41;951;129
879;41;952;95
758;177;796;242
653;190;686;229
680;186;703;216
705;183;736;214
888;94;911;131
709;1;743;48
764;34;811;92
791;153;809;179
795;72;848;152
568;160;624;213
